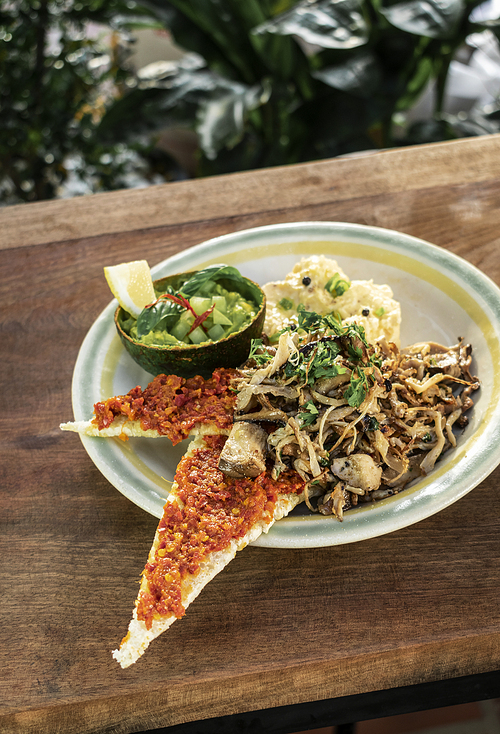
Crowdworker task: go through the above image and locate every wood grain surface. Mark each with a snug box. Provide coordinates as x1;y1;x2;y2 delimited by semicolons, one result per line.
1;135;500;734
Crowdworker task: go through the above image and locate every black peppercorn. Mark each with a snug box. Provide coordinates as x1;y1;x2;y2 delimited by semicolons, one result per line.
302;276;311;286
362;308;370;316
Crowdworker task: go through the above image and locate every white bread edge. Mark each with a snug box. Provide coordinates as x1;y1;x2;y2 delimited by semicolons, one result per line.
59;417;225;440
112;432;304;668
60;417;160;438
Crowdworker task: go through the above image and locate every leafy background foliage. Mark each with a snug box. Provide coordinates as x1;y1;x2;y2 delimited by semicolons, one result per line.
2;0;500;203
0;0;176;203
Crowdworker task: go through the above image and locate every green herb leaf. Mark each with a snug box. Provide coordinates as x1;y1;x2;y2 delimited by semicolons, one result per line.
343;368;369;407
346;341;364;361
298;400;319;427
297;305;324;331
179;264;247;297
307;341;344;383
136;287;183;337
248;338;274;364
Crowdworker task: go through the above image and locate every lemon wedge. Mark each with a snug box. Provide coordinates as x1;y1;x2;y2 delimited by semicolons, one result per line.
104;260;156;318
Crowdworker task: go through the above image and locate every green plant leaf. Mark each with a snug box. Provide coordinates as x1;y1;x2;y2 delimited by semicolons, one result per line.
249;338;275;364
7;0;497;205
99;55;263;153
197;84;265;159
141;0;267;83
252;0;369;50
313;50;382;97
379;0;466;38
135;265;249;336
395;53;435;110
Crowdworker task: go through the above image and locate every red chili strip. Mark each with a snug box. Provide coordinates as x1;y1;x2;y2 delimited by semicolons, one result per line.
147;292;198;320
188;305;215;335
146;292;215;334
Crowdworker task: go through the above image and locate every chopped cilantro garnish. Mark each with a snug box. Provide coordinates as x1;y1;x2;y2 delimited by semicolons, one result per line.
298;400;319;426
343;367;370;408
277;307;377;409
346;341;364;361
282;339;346;385
297;306;324;332
248;338;273;364
307;341;343;382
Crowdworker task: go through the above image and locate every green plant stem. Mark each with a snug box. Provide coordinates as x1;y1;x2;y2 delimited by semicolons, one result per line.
380;116;393;148
166;0;257;84
434;51;453;118
34;0;48;115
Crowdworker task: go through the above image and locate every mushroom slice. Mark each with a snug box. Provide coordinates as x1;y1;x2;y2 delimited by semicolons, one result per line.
218;421;269;478
317;483;352;520
331;454;382;492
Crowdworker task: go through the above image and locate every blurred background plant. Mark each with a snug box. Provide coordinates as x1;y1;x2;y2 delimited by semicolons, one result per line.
3;0;500;205
0;0;179;204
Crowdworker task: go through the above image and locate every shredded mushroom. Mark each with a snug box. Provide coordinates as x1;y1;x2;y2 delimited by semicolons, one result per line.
224;314;479;522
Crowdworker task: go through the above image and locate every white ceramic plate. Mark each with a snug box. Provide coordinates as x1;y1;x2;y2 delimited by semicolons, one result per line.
71;222;500;548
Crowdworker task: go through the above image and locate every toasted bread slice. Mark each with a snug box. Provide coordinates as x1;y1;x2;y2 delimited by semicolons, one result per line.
60;368;237;445
112;431;305;668
60;368;305;667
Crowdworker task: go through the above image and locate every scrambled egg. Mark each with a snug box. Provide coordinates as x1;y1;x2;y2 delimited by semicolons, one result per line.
263;255;401;346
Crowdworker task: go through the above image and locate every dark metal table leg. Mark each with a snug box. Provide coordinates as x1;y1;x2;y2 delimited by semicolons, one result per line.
336;723;357;734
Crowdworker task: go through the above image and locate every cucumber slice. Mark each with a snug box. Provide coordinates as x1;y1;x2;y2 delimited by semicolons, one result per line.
189;326;209;344
179;310;195;326
212;308;232;326
171;319;191;341
208;323;226;340
211;295;227;313
190;296;212;316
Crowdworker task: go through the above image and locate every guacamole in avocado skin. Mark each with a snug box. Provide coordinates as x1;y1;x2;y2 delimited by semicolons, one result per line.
120;265;259;348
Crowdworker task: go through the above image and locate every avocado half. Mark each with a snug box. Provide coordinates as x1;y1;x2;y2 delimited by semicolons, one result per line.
114;271;266;378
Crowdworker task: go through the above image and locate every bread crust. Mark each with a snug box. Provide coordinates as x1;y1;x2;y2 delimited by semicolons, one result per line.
59;417;225;439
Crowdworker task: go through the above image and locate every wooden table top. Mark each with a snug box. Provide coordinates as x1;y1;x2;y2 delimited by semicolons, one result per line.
2;135;500;734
